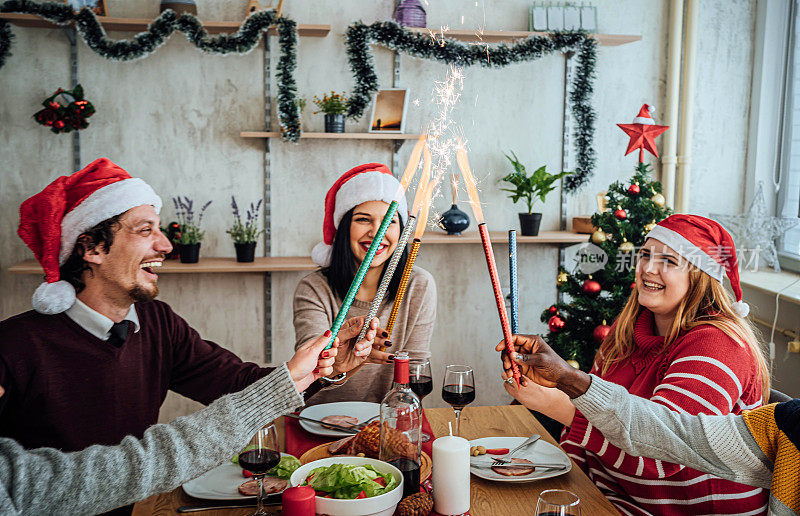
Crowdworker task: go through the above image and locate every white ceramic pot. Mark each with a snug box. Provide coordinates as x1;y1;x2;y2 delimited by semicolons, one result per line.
289;456;404;516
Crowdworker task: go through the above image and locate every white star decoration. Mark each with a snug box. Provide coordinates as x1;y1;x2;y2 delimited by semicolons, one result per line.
712;182;799;272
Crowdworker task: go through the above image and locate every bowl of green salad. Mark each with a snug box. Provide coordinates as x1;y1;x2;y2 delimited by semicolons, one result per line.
289;456;403;515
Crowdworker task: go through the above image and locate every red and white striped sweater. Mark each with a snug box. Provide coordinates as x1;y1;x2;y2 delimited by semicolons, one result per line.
561;309;767;515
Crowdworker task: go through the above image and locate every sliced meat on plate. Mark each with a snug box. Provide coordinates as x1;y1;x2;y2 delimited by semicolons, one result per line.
320;415;359;429
261;477;288;494
491;458;535;476
237;479;260;496
328;435;355;454
237;477;287;496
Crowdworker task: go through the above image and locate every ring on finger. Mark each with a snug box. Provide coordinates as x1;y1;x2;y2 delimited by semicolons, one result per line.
504;377;515;385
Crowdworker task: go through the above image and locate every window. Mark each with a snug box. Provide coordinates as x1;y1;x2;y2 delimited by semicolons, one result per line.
778;1;800;272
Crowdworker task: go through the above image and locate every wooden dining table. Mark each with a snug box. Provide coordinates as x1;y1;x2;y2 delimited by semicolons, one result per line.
133;405;619;515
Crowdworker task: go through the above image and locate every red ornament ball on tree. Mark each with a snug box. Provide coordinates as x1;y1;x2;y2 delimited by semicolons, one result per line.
547;305;558;315
53;120;65;130
593;323;612;344
630;281;637;290
614;208;628;220
548;315;565;333
582;279;601;295
628;183;640;195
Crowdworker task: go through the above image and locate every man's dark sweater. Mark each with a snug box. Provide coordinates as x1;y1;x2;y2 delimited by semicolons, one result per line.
0;300;274;452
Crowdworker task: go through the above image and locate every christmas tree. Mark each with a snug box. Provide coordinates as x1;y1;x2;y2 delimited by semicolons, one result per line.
540;105;672;370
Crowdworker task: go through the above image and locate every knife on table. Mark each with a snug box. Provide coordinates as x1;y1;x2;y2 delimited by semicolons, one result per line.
284;413;360;434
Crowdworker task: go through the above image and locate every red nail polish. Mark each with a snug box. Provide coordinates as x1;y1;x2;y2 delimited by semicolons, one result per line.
323;330;332;337
322;351;329;358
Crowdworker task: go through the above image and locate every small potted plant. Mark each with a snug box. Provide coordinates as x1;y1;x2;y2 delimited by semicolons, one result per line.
313;91;349;133
172;196;212;263
226;196;264;262
500;151;571;236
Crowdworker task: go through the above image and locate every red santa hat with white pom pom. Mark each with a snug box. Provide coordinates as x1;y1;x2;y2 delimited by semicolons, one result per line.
645;214;750;317
17;158;162;315
311;163;408;267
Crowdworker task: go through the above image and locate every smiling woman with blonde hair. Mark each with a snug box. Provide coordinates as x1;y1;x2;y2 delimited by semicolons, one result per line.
502;214;770;515
293;163;436;405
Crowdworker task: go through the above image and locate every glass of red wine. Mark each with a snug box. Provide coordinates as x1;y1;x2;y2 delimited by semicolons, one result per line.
237;425;280;515
536;489;581;515
409;357;433;442
441;364;475;437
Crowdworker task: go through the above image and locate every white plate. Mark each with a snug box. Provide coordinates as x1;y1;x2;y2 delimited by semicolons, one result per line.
298;401;380;437
182;453;291;500
468;436;571;483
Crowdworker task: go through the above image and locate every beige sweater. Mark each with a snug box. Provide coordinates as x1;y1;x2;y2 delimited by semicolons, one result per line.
293;267;436;405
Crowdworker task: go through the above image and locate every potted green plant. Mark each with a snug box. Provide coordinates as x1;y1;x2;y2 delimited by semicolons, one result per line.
226;196;264;262
172;196;212;263
500;152;571;236
313;91;349;133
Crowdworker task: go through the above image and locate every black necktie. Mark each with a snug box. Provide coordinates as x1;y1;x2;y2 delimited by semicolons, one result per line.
107;320;130;348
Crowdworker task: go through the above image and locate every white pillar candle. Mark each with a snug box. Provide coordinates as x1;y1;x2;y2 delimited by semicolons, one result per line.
432;435;470;515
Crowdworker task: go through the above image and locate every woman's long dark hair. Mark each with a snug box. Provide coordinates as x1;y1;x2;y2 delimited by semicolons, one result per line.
322;207;409;303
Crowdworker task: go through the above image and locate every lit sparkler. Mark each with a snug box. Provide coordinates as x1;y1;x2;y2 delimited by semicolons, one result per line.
456;143;521;384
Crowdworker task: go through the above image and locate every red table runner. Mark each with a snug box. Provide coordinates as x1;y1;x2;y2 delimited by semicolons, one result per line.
285;409;436;458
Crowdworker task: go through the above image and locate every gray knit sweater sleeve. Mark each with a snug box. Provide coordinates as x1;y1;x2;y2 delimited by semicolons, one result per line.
0;363;303;516
572;374;773;489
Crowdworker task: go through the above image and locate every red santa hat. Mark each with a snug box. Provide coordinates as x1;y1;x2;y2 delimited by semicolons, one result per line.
645;214;749;317
18;158;162;314
311;163;408;266
632;104;656;125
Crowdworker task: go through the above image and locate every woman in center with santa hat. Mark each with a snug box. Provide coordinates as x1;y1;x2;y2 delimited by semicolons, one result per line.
502;214;770;515
293;163;436;405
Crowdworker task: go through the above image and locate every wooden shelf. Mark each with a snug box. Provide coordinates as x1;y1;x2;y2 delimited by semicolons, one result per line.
423;230;587;245
240;131;424;140
409;27;641;46
8;257;318;275
8;232;585;275
0;13;330;36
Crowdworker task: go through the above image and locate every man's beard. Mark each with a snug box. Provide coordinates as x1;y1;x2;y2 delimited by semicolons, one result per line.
129;284;158;303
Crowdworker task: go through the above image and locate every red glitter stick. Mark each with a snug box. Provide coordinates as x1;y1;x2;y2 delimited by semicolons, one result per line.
477;223;521;383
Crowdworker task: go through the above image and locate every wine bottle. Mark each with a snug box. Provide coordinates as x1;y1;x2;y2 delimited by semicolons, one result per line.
378;351;423;498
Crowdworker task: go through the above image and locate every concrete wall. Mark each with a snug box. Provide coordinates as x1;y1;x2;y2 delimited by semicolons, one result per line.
0;0;781;420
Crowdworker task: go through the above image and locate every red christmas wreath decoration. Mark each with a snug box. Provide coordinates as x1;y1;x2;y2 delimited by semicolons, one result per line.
33;84;95;134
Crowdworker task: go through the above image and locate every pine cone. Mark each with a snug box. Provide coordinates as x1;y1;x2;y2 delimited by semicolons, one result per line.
396;492;433;516
348;421;381;458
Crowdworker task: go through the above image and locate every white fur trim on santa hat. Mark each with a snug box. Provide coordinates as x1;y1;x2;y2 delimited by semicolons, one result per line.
732;300;750;318
333;171;408;230
32;280;76;315
645;225;725;282
59;178;162;265
312;242;333;267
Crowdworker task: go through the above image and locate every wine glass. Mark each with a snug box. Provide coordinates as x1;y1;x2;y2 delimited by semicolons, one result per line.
441;364;475;437
237;425;280;515
535;489;581;515
409;357;433;442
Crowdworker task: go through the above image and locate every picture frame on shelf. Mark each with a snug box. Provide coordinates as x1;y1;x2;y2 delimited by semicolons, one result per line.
369;88;408;133
65;0;107;15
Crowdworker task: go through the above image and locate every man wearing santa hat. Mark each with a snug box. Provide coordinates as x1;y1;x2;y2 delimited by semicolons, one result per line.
0;159;375;472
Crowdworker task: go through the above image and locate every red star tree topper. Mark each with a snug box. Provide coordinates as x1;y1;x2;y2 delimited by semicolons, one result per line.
617;104;669;163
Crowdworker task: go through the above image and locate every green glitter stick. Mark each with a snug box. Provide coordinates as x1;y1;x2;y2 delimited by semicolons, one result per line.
325;200;399;349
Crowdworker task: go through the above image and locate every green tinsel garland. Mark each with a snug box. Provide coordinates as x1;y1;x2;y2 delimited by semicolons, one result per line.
345;21;597;192
0;0;301;141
